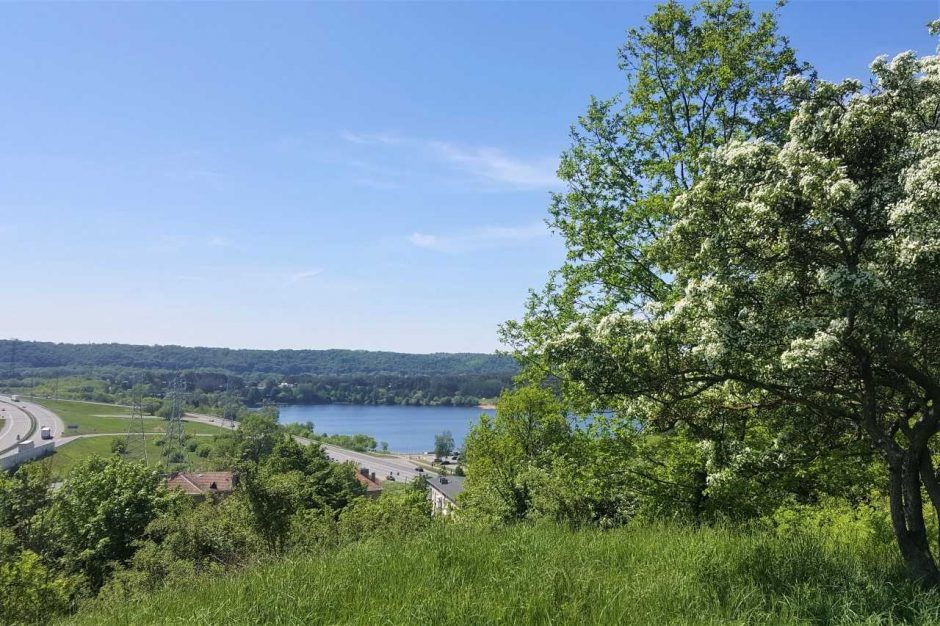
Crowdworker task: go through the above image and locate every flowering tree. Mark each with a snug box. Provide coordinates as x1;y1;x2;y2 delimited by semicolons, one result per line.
504;0;820;521
529;30;940;582
663;42;940;582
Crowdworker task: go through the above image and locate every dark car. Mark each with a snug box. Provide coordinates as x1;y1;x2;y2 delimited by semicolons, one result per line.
414;467;424;472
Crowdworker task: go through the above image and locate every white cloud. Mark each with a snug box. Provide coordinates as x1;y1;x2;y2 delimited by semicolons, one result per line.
152;234;189;251
207;235;233;247
352;177;402;190
339;130;402;145
340;131;559;190
285;268;324;285
429;141;558;188
409;222;548;252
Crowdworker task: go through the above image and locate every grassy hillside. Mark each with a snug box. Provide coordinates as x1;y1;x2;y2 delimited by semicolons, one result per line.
64;523;940;626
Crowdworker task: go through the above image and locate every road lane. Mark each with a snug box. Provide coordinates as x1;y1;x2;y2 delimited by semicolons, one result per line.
0;398;34;454
23;399;66;444
319;444;431;482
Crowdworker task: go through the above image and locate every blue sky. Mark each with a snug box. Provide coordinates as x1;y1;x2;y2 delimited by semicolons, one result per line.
1;1;936;353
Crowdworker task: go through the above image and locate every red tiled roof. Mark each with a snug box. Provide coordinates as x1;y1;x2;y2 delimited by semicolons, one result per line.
355;472;383;493
166;471;236;495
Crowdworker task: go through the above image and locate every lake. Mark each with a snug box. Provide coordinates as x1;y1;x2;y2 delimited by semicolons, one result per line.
278;404;496;453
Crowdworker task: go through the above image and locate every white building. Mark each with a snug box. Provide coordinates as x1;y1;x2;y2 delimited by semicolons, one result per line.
428;475;465;515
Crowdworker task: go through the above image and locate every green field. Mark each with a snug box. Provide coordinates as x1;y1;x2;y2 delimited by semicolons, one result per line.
41;435;218;476
31;399;229;476
62;522;940;626
38;399;225;436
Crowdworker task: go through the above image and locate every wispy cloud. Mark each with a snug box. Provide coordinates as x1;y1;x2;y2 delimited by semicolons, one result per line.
340;131;559;190
285;268;324;285
165;169;225;186
152;234;189;252
409;223;548;253
428;141;558;188
351;176;402;190
207;235;233;248
339;130;402;145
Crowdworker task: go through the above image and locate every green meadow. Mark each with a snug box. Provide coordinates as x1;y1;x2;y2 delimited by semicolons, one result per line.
63;522;940;626
30;399;228;476
39;399;224;436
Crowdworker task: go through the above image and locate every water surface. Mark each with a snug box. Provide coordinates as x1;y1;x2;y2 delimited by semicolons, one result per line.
278;404;495;453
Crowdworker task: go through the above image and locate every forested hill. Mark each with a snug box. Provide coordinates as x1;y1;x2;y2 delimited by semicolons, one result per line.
0;340;517;377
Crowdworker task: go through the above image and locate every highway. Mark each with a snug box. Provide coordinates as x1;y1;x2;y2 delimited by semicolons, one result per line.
0;396;67;457
0;399;34;454
319;443;430;482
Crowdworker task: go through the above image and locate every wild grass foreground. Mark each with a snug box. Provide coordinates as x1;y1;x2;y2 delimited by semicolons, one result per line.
64;521;940;626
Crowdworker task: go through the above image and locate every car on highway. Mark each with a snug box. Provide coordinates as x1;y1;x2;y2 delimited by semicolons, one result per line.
414;467;424;472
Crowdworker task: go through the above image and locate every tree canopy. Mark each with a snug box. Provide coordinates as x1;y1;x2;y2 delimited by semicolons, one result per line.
502;0;940;584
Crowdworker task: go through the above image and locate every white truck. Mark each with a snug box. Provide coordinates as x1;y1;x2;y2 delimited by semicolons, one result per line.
10;394;19;402
40;426;52;440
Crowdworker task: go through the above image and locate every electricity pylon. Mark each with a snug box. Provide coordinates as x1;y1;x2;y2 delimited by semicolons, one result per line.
162;376;187;469
124;389;149;463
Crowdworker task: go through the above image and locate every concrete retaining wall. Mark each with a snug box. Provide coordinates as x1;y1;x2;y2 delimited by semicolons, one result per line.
0;440;55;471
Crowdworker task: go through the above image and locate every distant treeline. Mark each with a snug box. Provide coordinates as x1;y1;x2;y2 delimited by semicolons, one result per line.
0;340;516;376
0;340;517;407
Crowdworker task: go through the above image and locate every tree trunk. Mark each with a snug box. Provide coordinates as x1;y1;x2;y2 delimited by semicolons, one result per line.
888;459;940;586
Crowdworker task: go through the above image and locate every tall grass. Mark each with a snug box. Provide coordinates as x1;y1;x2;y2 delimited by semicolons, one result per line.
63;522;940;625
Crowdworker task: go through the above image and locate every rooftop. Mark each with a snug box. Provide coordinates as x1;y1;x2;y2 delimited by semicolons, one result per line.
166;471;236;496
355;472;384;496
429;475;465;502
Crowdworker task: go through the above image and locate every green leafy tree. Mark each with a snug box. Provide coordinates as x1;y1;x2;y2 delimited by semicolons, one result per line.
462;388;572;522
0;462;53;548
501;0;833;523
338;479;431;541
99;496;263;601
110;438;127;455
643;41;940;582
141;397;162;416
235;407;281;462
0;550;77;625
433;431;455;459
519;16;940;584
51;457;173;589
241;435;364;551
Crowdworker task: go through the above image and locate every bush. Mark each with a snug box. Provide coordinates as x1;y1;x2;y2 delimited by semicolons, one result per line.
0;550;77;624
338;483;431;542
